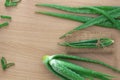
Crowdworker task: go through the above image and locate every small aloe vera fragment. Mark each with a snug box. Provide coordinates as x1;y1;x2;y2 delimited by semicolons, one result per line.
0;15;12;28
0;22;9;28
59;38;114;48
1;57;15;70
5;0;21;7
43;54;120;80
0;15;12;19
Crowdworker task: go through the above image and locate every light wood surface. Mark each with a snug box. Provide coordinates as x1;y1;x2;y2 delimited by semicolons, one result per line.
0;0;120;80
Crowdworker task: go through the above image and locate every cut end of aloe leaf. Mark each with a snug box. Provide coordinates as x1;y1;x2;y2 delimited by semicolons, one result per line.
111;40;114;43
59;35;65;39
35;4;40;6
58;43;65;46
42;55;49;61
106;38;114;43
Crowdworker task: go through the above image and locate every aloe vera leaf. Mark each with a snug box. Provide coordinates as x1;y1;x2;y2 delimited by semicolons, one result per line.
36;11;93;22
59;38;98;45
60;42;97;46
59;38;114;48
43;55;70;80
95;6;120;10
50;59;85;80
60;8;120;38
36;4;95;14
59;42;99;48
63;45;99;48
36;4;119;14
81;6;116;24
69;38;113;44
59;44;103;48
36;11;120;29
58;59;114;80
51;54;120;73
70;39;98;44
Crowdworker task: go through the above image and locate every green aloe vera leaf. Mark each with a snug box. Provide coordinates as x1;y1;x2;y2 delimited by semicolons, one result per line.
50;59;85;80
64;45;99;48
95;6;120;10
43;55;70;80
59;42;99;48
59;38;114;48
36;11;120;29
51;54;120;73
60;8;120;38
60;42;97;46
43;55;119;80
80;6;116;24
69;39;98;44
58;59;114;80
36;4;119;14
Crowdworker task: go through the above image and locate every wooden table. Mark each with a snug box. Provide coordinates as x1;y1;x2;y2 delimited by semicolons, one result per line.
0;0;120;80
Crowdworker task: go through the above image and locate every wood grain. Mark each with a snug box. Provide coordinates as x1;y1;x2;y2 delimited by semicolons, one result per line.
0;0;120;80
